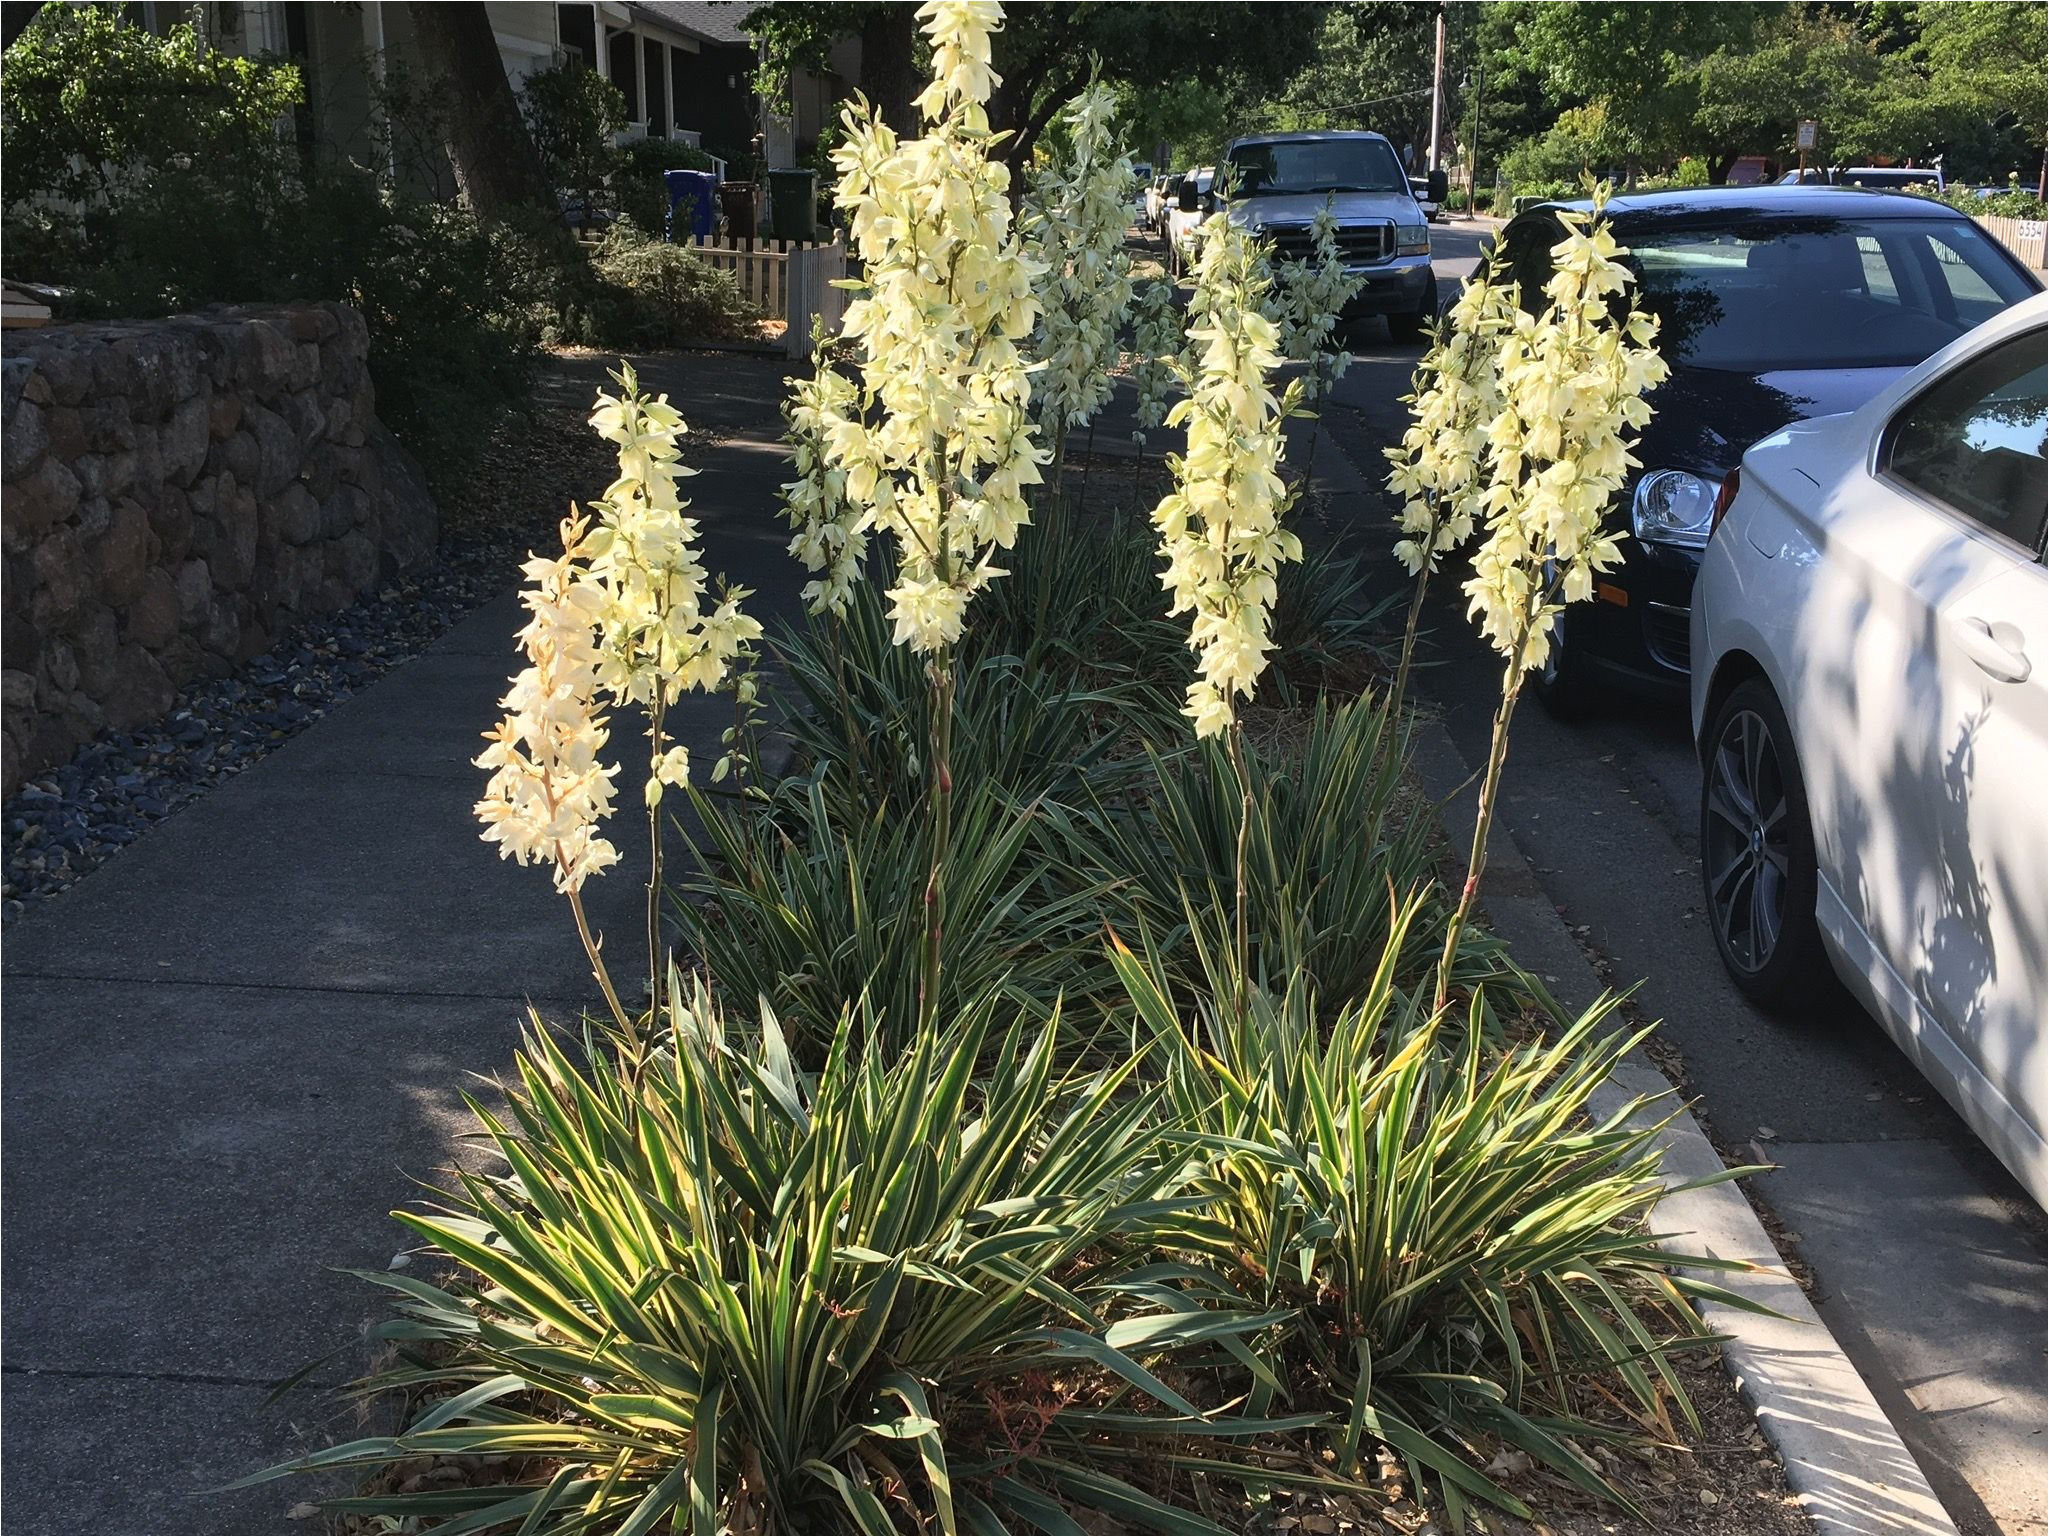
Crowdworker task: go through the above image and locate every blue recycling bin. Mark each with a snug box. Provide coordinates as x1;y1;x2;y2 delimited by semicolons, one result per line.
664;169;718;241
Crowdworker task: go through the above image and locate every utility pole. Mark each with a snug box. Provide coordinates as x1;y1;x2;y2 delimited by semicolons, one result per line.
1426;3;1446;172
1466;50;1484;214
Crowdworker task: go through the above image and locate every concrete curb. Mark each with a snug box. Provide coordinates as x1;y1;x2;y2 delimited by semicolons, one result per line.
1409;722;1956;1537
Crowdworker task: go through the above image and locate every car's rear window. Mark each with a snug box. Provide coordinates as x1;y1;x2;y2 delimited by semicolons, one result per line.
1620;217;2036;371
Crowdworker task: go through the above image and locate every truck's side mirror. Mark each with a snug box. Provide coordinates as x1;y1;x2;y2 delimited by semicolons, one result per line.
1426;169;1449;204
1178;182;1201;212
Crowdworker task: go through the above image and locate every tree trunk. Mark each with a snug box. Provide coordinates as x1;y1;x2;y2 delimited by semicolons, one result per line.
859;5;921;138
408;2;560;221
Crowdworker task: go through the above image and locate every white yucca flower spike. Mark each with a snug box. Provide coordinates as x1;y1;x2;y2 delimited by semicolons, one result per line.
474;515;621;894
1462;189;1668;669
781;336;868;618
820;0;1048;654
1387;254;1515;576
1272;199;1364;381
1021;78;1136;433
1152;185;1305;738
1129;278;1184;446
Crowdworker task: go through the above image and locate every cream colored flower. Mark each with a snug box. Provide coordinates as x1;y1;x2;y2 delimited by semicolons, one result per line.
1129;279;1184;446
1387;254;1514;576
1021;81;1135;433
477;368;765;880
1456;190;1668;668
1153;193;1304;738
820;0;1047;655
474;515;622;893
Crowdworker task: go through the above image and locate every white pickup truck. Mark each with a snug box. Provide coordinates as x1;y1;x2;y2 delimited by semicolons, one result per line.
1171;132;1444;341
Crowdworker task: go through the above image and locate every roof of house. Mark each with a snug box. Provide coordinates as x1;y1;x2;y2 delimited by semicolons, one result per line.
630;1;755;47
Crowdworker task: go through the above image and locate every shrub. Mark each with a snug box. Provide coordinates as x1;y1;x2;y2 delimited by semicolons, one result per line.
1907;178;2049;220
1116;929;1750;1527
39;167;542;495
767;576;1162;832
518;59;629;217
1083;695;1537;1015
1673;155;1712;187
581;219;764;348
0;2;301;209
679;776;1117;1055
241;987;1278;1532
616;136;720;235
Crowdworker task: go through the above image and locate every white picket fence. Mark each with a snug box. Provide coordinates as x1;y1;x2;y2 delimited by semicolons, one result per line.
1978;214;2047;271
686;236;848;356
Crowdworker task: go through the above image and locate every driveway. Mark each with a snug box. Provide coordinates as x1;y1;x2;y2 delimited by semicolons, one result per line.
1310;219;2048;1535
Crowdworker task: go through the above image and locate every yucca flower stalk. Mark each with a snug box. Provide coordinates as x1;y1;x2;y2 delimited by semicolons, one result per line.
1020;76;1135;631
780;318;874;789
820;0;1047;1033
1153;181;1304;1015
1127;276;1185;509
1271;199;1366;490
1385;251;1514;706
1419;187;1668;1009
476;366;761;1034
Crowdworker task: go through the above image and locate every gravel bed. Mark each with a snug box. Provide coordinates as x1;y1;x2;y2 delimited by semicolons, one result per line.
2;395;614;919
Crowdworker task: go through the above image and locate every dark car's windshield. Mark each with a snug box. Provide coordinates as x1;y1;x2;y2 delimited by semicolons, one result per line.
1607;217;2035;371
1226;138;1409;197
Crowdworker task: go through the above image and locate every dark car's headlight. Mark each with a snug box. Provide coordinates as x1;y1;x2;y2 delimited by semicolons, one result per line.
1631;470;1719;549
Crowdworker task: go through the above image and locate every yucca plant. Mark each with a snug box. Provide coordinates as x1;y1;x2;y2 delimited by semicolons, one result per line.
1112;915;1768;1530
239;984;1302;1534
980;500;1191;690
1266;540;1404;702
765;577;1168;833
678;777;1120;1057
1083;694;1537;1018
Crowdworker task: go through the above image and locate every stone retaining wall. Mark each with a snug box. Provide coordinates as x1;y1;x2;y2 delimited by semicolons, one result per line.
1;302;436;795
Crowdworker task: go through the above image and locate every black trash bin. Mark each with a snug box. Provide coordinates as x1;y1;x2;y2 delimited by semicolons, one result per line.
718;181;760;239
767;168;818;242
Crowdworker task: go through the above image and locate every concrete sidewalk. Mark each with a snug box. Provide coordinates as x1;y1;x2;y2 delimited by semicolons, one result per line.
0;351;805;1534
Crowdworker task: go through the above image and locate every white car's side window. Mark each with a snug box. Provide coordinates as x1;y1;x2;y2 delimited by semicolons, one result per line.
1884;330;2049;561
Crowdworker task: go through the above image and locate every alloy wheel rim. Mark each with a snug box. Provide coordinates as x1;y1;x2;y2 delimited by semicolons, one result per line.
1704;707;1792;972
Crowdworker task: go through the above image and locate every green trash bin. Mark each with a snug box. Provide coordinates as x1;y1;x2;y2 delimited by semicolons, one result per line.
767;168;818;242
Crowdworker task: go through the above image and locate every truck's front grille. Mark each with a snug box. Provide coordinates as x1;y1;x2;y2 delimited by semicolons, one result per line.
1263;221;1394;267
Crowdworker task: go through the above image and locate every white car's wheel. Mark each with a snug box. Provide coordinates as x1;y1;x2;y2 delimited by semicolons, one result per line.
1700;678;1828;1011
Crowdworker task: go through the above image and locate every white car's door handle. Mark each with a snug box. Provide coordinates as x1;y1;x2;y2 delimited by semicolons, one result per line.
1954;616;2032;683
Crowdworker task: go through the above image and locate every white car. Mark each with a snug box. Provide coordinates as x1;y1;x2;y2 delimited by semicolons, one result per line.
1163;167;1214;277
1691;292;2047;1202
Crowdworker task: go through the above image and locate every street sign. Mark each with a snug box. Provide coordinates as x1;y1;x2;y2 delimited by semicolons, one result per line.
1797;119;1820;151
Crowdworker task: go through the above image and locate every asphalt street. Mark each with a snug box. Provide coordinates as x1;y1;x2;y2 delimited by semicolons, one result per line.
1298;218;2047;1535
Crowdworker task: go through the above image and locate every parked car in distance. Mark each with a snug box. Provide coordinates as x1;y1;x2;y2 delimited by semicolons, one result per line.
1178;132;1441;339
1691;292;2046;1203
1130;161;1153;222
1164;166;1214;275
1144;171;1176;233
1484;186;2042;716
1839;164;1946;193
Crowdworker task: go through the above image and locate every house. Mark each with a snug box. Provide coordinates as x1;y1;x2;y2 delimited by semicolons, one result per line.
1;2;771;188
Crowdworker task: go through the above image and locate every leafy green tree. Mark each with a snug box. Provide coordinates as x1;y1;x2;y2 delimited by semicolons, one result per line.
519;60;630;216
1519;1;1757;180
0;1;302;207
1693;7;1882;169
748;1;1326;168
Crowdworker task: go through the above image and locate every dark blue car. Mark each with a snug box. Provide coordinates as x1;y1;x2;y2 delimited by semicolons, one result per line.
1488;187;2043;715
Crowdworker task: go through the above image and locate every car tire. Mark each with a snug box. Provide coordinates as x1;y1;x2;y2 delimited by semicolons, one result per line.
1533;602;1598;720
1699;678;1829;1014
